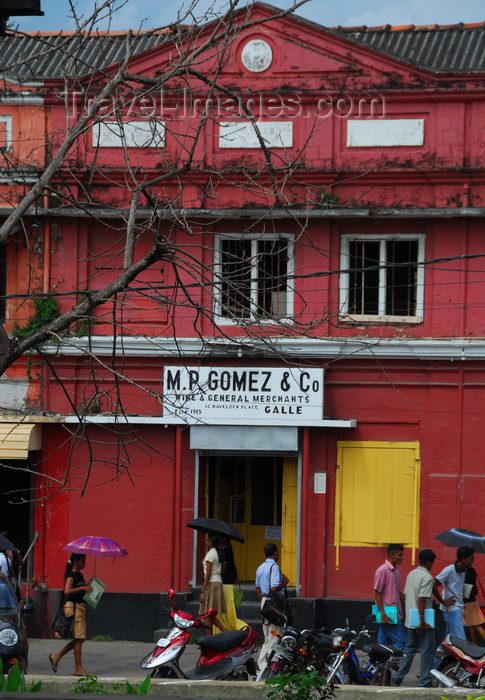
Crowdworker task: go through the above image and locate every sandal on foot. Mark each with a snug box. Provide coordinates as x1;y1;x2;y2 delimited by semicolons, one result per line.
49;655;58;673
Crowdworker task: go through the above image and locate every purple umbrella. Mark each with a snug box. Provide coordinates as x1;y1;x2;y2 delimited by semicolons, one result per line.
63;536;128;558
63;536;128;573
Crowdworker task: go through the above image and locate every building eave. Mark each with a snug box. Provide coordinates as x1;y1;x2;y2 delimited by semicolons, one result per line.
39;336;485;361
1;206;485;220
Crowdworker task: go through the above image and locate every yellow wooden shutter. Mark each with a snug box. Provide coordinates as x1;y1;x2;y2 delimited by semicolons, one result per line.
281;456;298;586
335;441;420;558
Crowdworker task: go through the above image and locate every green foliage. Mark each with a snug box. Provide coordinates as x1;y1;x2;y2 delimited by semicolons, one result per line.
70;674;109;694
91;634;114;642
266;668;336;700
70;673;151;695
0;659;42;692
12;296;60;338
234;588;244;608
320;190;340;208
441;696;485;700
73;289;97;337
10;296;60;379
124;675;151;695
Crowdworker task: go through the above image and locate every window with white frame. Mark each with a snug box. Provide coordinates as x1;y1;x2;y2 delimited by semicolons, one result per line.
339;233;425;322
214;234;294;322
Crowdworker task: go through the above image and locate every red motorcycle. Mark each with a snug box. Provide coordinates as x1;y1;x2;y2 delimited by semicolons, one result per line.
431;634;485;689
140;588;258;680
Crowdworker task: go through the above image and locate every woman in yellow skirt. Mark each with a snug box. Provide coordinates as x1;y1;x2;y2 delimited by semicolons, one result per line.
214;535;246;633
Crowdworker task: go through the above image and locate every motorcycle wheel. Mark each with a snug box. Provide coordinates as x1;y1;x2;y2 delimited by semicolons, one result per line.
369;667;392;686
256;665;277;682
322;664;345;685
435;659;474;688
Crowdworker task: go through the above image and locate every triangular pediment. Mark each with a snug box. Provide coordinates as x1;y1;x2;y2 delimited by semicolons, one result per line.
120;2;439;92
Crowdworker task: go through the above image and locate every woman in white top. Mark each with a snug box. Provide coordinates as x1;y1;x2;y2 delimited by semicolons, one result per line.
199;534;226;634
0;551;9;576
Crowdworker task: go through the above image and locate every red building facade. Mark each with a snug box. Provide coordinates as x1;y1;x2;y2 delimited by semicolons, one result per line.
2;5;485;637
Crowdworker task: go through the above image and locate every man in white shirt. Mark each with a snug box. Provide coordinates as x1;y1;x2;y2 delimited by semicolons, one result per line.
433;546;475;641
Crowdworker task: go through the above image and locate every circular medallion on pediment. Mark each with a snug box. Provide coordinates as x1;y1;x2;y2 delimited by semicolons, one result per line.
241;38;273;72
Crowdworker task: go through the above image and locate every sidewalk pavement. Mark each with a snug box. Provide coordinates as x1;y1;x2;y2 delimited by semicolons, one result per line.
29;638;427;683
23;638;468;698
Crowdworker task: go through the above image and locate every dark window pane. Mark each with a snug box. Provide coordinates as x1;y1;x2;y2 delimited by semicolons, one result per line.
251;460;274;525
250;458;283;526
220;239;252;318
256;239;289;318
0;579;16;610
348;240;379;314
386;240;418;315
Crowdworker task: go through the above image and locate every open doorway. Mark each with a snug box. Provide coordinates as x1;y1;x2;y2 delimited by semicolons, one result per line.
0;460;33;560
204;454;297;584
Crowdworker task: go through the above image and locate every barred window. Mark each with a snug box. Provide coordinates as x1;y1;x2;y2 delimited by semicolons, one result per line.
339;234;425;322
214;234;293;322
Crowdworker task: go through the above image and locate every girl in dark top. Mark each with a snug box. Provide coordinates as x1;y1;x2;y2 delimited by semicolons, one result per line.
463;565;485;644
49;553;92;675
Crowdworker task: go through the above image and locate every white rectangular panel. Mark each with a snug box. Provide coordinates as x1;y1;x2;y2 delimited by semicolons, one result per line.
93;120;165;148
219;121;293;148
347;119;424;147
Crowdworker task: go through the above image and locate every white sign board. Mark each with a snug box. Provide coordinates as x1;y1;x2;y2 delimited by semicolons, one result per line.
163;366;324;425
219;121;293;149
347;119;424;147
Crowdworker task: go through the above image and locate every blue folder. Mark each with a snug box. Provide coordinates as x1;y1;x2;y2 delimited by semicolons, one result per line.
409;608;435;628
371;604;398;624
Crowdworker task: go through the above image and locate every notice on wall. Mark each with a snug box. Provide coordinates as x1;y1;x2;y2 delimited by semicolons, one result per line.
265;526;282;541
314;472;326;494
162;366;324;425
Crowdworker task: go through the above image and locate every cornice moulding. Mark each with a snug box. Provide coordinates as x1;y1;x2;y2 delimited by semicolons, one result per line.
41;336;485;361
0;206;485;219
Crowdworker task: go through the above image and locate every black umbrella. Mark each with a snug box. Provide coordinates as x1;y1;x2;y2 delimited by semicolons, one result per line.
0;534;15;551
187;518;245;544
434;528;485;554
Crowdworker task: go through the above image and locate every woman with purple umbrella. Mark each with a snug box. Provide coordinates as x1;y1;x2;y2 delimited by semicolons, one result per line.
49;553;93;675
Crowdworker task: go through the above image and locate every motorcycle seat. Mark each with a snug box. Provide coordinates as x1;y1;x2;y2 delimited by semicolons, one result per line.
363;643;404;661
448;634;485;659
198;628;248;651
308;632;334;654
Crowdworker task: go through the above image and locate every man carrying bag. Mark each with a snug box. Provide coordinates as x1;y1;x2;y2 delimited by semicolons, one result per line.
255;543;289;669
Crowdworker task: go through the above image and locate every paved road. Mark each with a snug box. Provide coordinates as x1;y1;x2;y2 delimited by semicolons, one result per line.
26;638;424;687
28;639;189;678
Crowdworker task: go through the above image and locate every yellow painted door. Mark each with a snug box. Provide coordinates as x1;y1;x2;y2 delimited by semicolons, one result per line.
211;456;285;581
280;457;297;586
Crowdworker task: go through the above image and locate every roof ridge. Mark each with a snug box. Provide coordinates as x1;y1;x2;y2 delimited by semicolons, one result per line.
334;20;485;33
5;27;187;38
